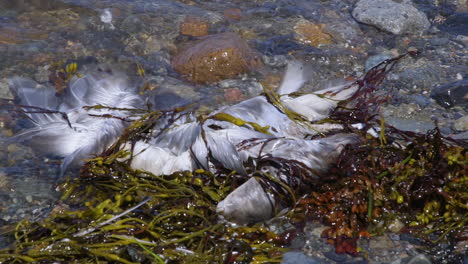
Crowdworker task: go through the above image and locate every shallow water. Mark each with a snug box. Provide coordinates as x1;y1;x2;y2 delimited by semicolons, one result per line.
0;0;466;262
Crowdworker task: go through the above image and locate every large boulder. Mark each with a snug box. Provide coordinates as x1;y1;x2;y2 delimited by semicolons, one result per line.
352;0;431;35
171;32;262;84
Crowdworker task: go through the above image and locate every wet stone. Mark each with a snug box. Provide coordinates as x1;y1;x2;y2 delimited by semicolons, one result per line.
224;88;245;103
172;32;262;84
399;233;425;246
365;52;395;72
323;250;348;262
0;78;13;100
439;13;468;36
293;19;332;47
406;254;432;264
180;16;209;37
352;0;431;35
18;9;84;32
281;251;323;264
254;35;307;56
408;94;432;108
431;79;468;108
453;115;468;131
223;8;243;21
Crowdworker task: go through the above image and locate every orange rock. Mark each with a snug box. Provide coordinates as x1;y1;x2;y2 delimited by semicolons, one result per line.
172;32;262;84
294;19;332;47
180;16;209;37
224;8;243;21
224;88;245;103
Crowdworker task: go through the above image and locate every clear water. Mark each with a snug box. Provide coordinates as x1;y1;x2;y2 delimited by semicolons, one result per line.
0;0;465;262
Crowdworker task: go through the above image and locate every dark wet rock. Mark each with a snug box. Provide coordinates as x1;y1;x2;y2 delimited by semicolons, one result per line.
172;32;262;83
399;233;425;246
244;3;278;18
365;52;395;72
406;254;432;264
282;251;324;264
352;0;431;35
149;76;199;101
439;13;468;36
409;94;432;108
323;250;348;262
412;0;457;19
429;37;450;46
152;92;189;111
431;80;468;108
126;246;148;263
254;35;310;56
290;232;307;249
389;59;444;93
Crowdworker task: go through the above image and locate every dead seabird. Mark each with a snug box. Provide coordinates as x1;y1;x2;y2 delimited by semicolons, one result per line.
8;61;359;224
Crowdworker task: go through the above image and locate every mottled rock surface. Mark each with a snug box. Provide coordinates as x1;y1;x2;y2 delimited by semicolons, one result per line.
352;0;431;35
179;16;209;37
293;19;332;47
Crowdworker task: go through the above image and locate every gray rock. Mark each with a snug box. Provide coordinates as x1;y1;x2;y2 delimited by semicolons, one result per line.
409;94;432;108
365;53;394;72
0;78;13;100
406;254;432;264
323;250;348;262
431;79;468;108
453;115;468;131
352;0;431;35
439;13;468;36
385;117;435;133
282;251;323;264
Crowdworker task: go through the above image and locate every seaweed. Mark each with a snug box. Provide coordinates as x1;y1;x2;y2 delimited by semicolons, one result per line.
294;52;467;257
1;52;466;263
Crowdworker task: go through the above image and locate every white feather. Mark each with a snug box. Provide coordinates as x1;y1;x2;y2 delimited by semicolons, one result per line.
277;61;306;95
10;71;143;172
126;141;194;175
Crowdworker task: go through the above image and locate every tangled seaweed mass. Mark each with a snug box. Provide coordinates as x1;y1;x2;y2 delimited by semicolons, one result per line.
0;53;466;263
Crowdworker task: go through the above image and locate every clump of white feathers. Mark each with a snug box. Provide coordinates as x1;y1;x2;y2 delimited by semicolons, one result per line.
8;61;360;224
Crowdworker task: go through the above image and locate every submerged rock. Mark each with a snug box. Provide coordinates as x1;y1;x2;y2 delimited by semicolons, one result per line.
406;254;432;264
352;0;431;35
439;12;468;36
293;19;332;47
282;251;322;264
453;115;468;131
430;79;468;108
179;16;209;37
171;32;262;83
